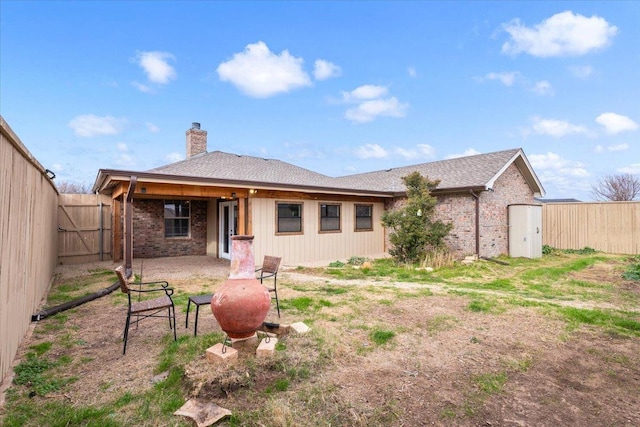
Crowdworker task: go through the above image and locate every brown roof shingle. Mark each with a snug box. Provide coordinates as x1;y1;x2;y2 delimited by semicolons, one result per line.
333;148;522;192
141;148;535;195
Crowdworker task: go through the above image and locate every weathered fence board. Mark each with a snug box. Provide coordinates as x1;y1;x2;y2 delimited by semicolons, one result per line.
1;117;58;386
542;202;640;255
57;193;112;264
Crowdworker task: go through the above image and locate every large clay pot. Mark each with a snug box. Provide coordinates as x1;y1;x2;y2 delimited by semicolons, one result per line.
211;235;271;338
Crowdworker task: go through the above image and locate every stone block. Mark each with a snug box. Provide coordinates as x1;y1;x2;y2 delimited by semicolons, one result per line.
290;322;310;334
206;343;238;365
256;337;277;358
230;333;258;352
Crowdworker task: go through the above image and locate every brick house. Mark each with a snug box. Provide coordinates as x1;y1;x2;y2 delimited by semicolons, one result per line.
92;123;544;266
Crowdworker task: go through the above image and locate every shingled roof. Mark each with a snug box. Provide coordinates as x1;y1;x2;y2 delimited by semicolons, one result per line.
333;148;541;193
149;150;337;188
95;147;543;197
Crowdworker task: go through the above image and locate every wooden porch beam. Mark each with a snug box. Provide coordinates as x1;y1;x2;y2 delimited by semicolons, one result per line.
132;182;247;199
249;189;386;203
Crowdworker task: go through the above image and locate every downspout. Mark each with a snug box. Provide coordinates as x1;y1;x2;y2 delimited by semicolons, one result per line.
125;176;137;278
470;190;480;256
32;281;120;321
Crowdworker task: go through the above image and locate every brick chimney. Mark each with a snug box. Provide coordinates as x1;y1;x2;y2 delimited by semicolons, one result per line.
186;122;207;158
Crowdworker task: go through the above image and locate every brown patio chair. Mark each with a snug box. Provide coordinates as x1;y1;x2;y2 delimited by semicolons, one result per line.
256;256;282;317
115;266;177;354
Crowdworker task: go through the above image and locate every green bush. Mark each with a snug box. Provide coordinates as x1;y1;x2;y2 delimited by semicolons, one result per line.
381;172;452;264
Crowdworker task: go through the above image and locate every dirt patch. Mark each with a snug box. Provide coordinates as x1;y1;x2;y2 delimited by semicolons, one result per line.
3;256;640;426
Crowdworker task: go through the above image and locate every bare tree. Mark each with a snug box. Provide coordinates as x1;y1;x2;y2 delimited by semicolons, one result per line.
591;173;640;201
56;180;93;194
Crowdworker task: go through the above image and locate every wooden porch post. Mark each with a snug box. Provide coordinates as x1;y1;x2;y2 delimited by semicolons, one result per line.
237;197;246;235
113;197;122;262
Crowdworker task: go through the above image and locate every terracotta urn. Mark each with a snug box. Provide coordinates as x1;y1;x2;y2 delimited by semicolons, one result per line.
211;235;271;338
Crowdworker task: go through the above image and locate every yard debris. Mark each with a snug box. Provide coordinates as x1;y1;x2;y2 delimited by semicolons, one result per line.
174;398;231;427
151;370;169;384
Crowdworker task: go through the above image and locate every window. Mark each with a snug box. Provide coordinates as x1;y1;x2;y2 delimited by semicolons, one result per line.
276;202;303;234
355;204;373;231
319;203;341;232
164;200;190;237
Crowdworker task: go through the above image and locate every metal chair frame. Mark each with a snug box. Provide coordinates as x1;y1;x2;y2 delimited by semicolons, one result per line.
115;266;177;354
256;256;282;317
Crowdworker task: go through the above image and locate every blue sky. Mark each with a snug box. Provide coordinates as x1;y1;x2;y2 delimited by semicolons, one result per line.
1;1;638;200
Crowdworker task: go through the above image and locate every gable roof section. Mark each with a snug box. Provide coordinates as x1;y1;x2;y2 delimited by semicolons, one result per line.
94;148;544;197
149;151;338;188
334;148;544;196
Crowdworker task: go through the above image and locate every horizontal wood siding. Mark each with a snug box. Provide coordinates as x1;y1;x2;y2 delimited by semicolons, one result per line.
1;118;58;384
251;198;385;265
542;202;640;254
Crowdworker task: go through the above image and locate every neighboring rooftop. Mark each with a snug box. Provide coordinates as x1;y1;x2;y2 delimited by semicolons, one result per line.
535;198;582;203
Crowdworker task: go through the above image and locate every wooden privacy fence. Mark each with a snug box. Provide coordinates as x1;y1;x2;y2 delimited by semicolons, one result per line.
1;117;59;386
58;193;112;264
542;202;640;255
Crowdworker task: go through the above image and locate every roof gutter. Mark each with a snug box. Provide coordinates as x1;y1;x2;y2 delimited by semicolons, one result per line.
94;169;395;198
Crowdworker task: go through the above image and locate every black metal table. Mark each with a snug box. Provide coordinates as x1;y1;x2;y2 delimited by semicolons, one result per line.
185;294;214;336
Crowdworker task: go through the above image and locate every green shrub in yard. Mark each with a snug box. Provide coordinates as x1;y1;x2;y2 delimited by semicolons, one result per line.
13;353;75;396
622;256;640;281
370;329;395;345
542;244;555;255
347;256;368;265
381;172;452;264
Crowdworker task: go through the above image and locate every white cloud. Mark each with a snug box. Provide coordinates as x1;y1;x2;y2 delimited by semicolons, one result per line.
115;153;135;167
342;84;389;102
408;67;417;78
531;117;589;138
135;51;177;84
145;122;160;133
530;80;554;96
68;114;125;137
484;71;519;86
595;113;639;134
165;152;184;163
217;41;312;98
354;143;388;159
529;152;568;170
132;81;154;93
313;59;341;80
446;148;481;159
345;97;408;123
608;143;629;152
569;65;594;79
529;152;589;176
418;144;436;158
502;11;618;57
51;163;63;172
618;164;640;174
394;144;436;160
594;145;604;153
116;142;128;152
